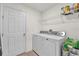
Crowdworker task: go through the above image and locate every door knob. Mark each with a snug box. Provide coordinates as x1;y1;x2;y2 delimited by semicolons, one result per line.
46;38;48;40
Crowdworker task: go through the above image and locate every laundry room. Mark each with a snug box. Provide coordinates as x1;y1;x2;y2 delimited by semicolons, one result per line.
0;3;79;56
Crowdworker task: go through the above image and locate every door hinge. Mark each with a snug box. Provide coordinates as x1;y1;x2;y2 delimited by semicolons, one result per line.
2;33;4;37
2;16;4;19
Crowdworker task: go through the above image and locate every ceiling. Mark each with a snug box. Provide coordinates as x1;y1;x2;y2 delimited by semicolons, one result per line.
24;3;57;12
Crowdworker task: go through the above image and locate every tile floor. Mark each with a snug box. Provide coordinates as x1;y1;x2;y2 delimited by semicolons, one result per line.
17;50;38;56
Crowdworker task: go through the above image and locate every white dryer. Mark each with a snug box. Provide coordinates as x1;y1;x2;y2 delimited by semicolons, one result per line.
32;33;66;56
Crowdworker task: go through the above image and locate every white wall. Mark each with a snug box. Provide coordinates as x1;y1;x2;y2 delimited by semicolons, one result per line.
42;3;79;39
2;4;42;52
25;6;42;52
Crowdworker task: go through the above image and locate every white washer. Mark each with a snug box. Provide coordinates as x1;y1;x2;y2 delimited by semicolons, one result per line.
32;33;66;56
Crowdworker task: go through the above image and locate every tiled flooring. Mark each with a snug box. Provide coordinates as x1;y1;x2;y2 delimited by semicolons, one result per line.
17;50;38;56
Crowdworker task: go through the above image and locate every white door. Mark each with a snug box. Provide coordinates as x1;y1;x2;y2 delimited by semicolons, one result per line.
2;6;26;56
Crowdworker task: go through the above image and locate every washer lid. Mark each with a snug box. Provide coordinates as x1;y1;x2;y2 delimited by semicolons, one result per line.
33;33;65;40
